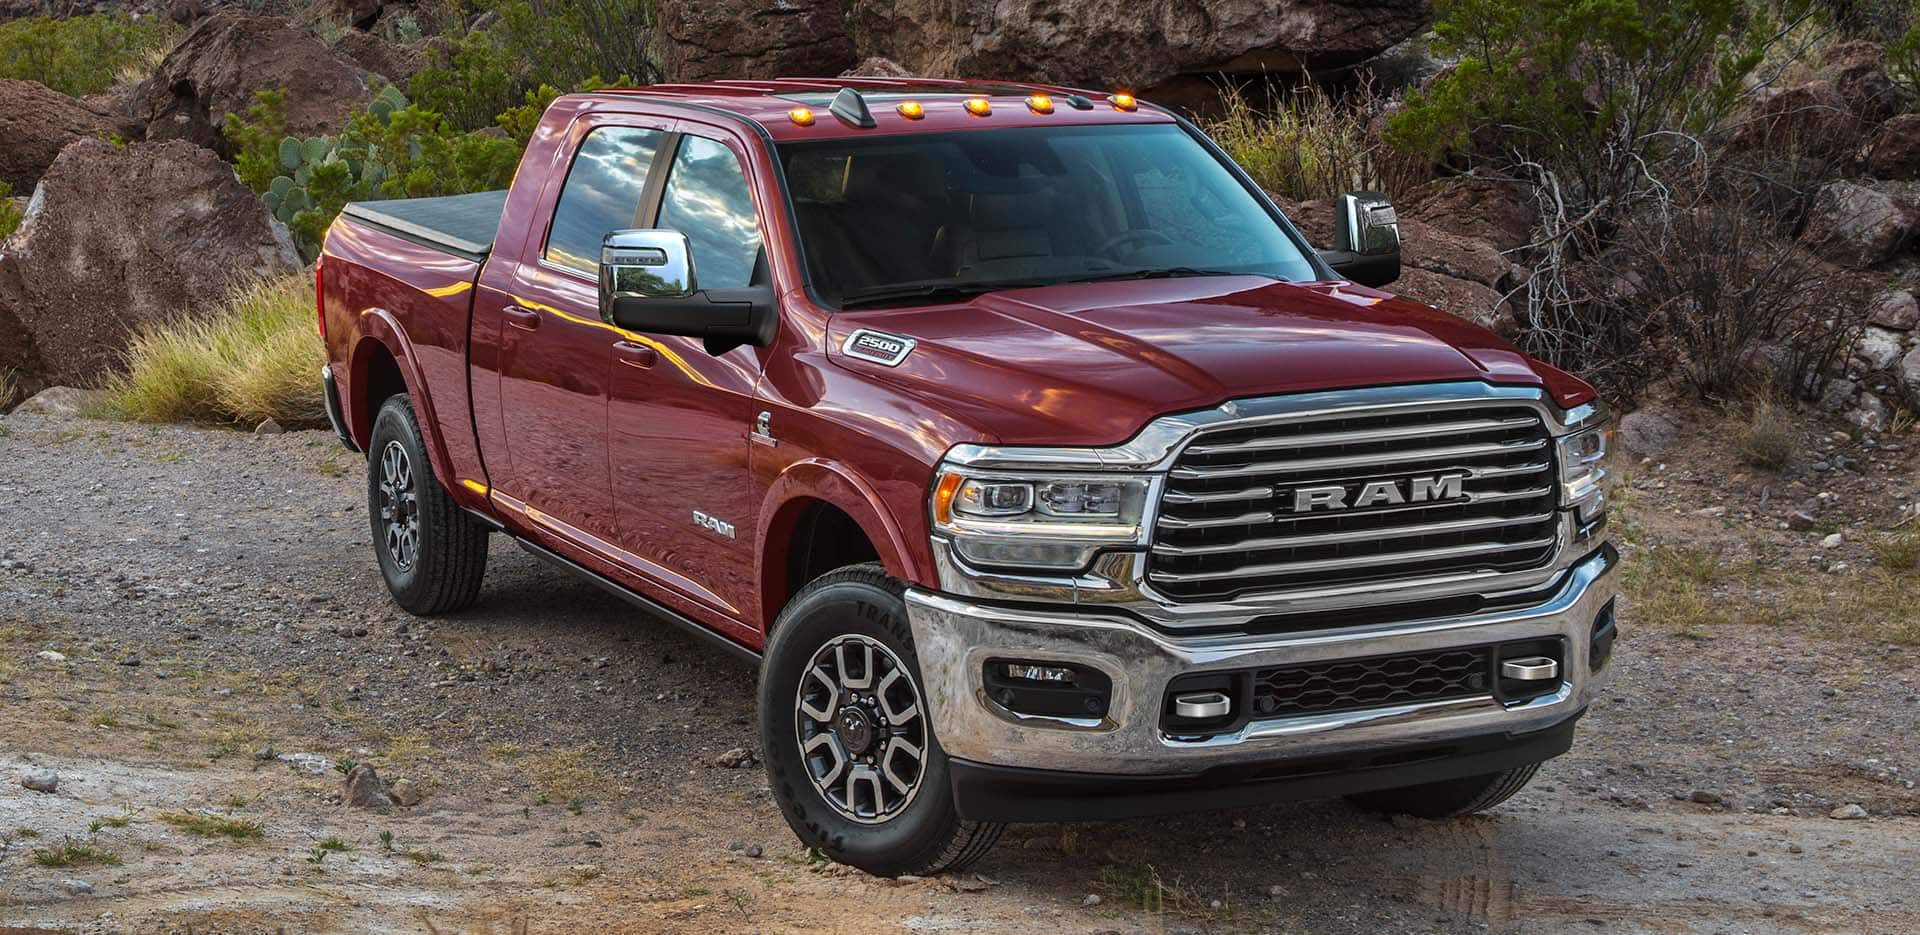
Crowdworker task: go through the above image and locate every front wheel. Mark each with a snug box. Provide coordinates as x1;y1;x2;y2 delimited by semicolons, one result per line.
760;565;1004;877
1346;763;1541;819
367;395;489;615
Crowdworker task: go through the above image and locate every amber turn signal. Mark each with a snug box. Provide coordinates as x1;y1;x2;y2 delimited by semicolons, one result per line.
933;473;964;524
788;106;815;126
1026;94;1054;114
1110;92;1137;111
896;100;925;119
963;97;992;116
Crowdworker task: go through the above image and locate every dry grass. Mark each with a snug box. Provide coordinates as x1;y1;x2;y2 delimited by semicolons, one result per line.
32;837;123;868
1625;543;1919;645
1870;532;1920;572
527;745;625;807
104;275;326;428
157;811;263;840
110;39;171;90
1732;398;1797;471
1202;78;1421;203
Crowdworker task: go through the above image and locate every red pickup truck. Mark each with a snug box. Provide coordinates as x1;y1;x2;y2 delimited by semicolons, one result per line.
318;78;1617;876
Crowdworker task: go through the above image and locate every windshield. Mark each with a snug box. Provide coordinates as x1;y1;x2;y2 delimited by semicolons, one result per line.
776;123;1320;308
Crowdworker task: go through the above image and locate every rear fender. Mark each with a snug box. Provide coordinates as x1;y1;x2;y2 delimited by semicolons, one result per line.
347;312;459;494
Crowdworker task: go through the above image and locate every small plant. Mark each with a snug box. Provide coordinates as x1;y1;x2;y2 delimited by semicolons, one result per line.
334;757;358;775
315;835;354;853
89;809;138;833
401;847;446;865
0;180;22;244
157;811;263;839
377;830;395;851
13;827;41;839
1733;399;1798;471
32;838;123;868
1870;531;1920;572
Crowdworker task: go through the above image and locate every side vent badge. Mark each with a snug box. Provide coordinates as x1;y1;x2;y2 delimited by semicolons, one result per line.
842;329;916;367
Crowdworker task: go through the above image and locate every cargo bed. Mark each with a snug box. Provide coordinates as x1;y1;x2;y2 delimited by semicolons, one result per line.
339;190;507;263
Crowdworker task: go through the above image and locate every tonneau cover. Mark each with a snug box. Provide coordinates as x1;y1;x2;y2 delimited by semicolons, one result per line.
340;190;508;261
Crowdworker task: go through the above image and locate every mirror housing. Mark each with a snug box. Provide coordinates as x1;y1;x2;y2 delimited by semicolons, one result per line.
598;229;776;355
1317;192;1401;288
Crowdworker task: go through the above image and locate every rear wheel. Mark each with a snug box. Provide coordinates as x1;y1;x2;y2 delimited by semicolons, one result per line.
1346;763;1541;819
760;565;1004;877
367;395;489;615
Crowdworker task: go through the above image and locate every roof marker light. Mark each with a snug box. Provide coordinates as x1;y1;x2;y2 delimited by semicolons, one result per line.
1110;92;1137;111
788;106;815;126
963;96;992;117
896;100;925;119
1026;94;1054;114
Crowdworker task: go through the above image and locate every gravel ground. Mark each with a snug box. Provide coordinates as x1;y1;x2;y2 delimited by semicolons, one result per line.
0;411;1916;934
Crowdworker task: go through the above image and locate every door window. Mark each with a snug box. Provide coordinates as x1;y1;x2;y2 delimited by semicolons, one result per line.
545;126;664;274
657;136;762;289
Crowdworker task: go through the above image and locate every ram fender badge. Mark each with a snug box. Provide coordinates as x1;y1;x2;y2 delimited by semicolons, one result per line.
842;329;916;366
693;510;736;539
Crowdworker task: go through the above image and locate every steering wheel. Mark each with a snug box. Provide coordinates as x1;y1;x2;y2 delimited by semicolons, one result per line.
1097;229;1174;258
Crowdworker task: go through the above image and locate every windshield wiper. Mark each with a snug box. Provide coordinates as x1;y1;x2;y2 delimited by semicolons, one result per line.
1068;267;1260;284
837;280;1053;309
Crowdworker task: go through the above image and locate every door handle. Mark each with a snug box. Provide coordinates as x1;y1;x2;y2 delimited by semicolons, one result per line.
613;340;656;369
502;305;541;332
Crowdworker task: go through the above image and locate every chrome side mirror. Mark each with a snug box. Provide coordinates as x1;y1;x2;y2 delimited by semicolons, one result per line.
598;229;695;323
1319;192;1401;288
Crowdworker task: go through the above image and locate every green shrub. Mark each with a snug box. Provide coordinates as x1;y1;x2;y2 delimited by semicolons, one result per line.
105;276;326;427
408;0;655;131
0;180;22;243
0;14;178;96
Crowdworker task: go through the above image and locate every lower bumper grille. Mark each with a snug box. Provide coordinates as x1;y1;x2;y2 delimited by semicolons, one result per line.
1251;648;1491;718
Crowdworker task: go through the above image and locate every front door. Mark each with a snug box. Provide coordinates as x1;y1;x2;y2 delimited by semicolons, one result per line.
609;130;770;621
489;124;667;546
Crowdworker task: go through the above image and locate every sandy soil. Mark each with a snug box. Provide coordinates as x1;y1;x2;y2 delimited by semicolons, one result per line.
0;411;1915;935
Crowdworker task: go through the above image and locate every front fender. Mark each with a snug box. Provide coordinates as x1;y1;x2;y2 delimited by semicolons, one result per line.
756;459;931;624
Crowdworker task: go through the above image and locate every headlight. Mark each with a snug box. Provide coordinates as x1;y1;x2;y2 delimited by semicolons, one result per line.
1556;423;1609;522
932;469;1153;570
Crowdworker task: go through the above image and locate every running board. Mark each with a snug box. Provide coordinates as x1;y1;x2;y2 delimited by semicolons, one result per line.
513;537;761;665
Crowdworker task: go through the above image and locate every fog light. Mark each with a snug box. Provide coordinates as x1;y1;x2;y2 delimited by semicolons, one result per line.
1004;663;1074;683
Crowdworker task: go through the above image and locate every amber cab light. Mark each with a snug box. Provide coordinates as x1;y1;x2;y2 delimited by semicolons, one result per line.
1026;94;1054;114
788;106;815;126
896;100;925;119
1110;91;1137;111
963;97;992;117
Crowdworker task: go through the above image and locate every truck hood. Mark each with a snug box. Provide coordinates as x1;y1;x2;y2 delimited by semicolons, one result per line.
825;275;1593;448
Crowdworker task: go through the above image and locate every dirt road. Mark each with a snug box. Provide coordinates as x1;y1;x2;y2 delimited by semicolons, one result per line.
1;413;1916;934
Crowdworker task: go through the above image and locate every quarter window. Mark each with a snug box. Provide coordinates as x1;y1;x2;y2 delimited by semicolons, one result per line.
545;126;663;274
658;136;762;289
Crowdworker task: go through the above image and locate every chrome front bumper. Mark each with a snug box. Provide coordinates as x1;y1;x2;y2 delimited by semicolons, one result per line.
907;544;1617;776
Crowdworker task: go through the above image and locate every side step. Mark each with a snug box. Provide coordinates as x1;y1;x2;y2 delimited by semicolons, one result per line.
513;537;761;665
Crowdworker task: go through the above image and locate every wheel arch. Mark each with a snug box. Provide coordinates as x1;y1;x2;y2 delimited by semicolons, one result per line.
346;314;457;492
757;460;925;632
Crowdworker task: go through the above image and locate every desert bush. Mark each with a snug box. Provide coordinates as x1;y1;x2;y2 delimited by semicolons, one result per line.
105;276;326;427
1204;78;1424;202
1731;397;1799;469
0;14;178;97
0;180;22;243
1870;530;1920;570
224;86;521;260
408;0;655;132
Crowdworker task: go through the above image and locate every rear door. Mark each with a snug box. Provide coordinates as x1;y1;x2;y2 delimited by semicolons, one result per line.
481;121;668;546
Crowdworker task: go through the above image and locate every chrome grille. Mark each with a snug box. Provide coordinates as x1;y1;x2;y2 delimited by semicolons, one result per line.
1149;403;1560;601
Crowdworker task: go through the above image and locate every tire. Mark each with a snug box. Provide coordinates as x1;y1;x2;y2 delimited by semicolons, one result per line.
367;394;489;615
760;564;1004;877
1346;763;1541;819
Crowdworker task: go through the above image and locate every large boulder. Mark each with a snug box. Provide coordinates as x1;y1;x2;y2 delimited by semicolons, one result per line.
0;79;117;191
0;139;300;387
1867;112;1920;180
1818;40;1903;127
845;0;1429;102
1730;80;1861;163
658;0;857;82
1397;176;1537;252
1800;180;1919;268
1901;346;1920;406
332;28;423;85
136;12;371;152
